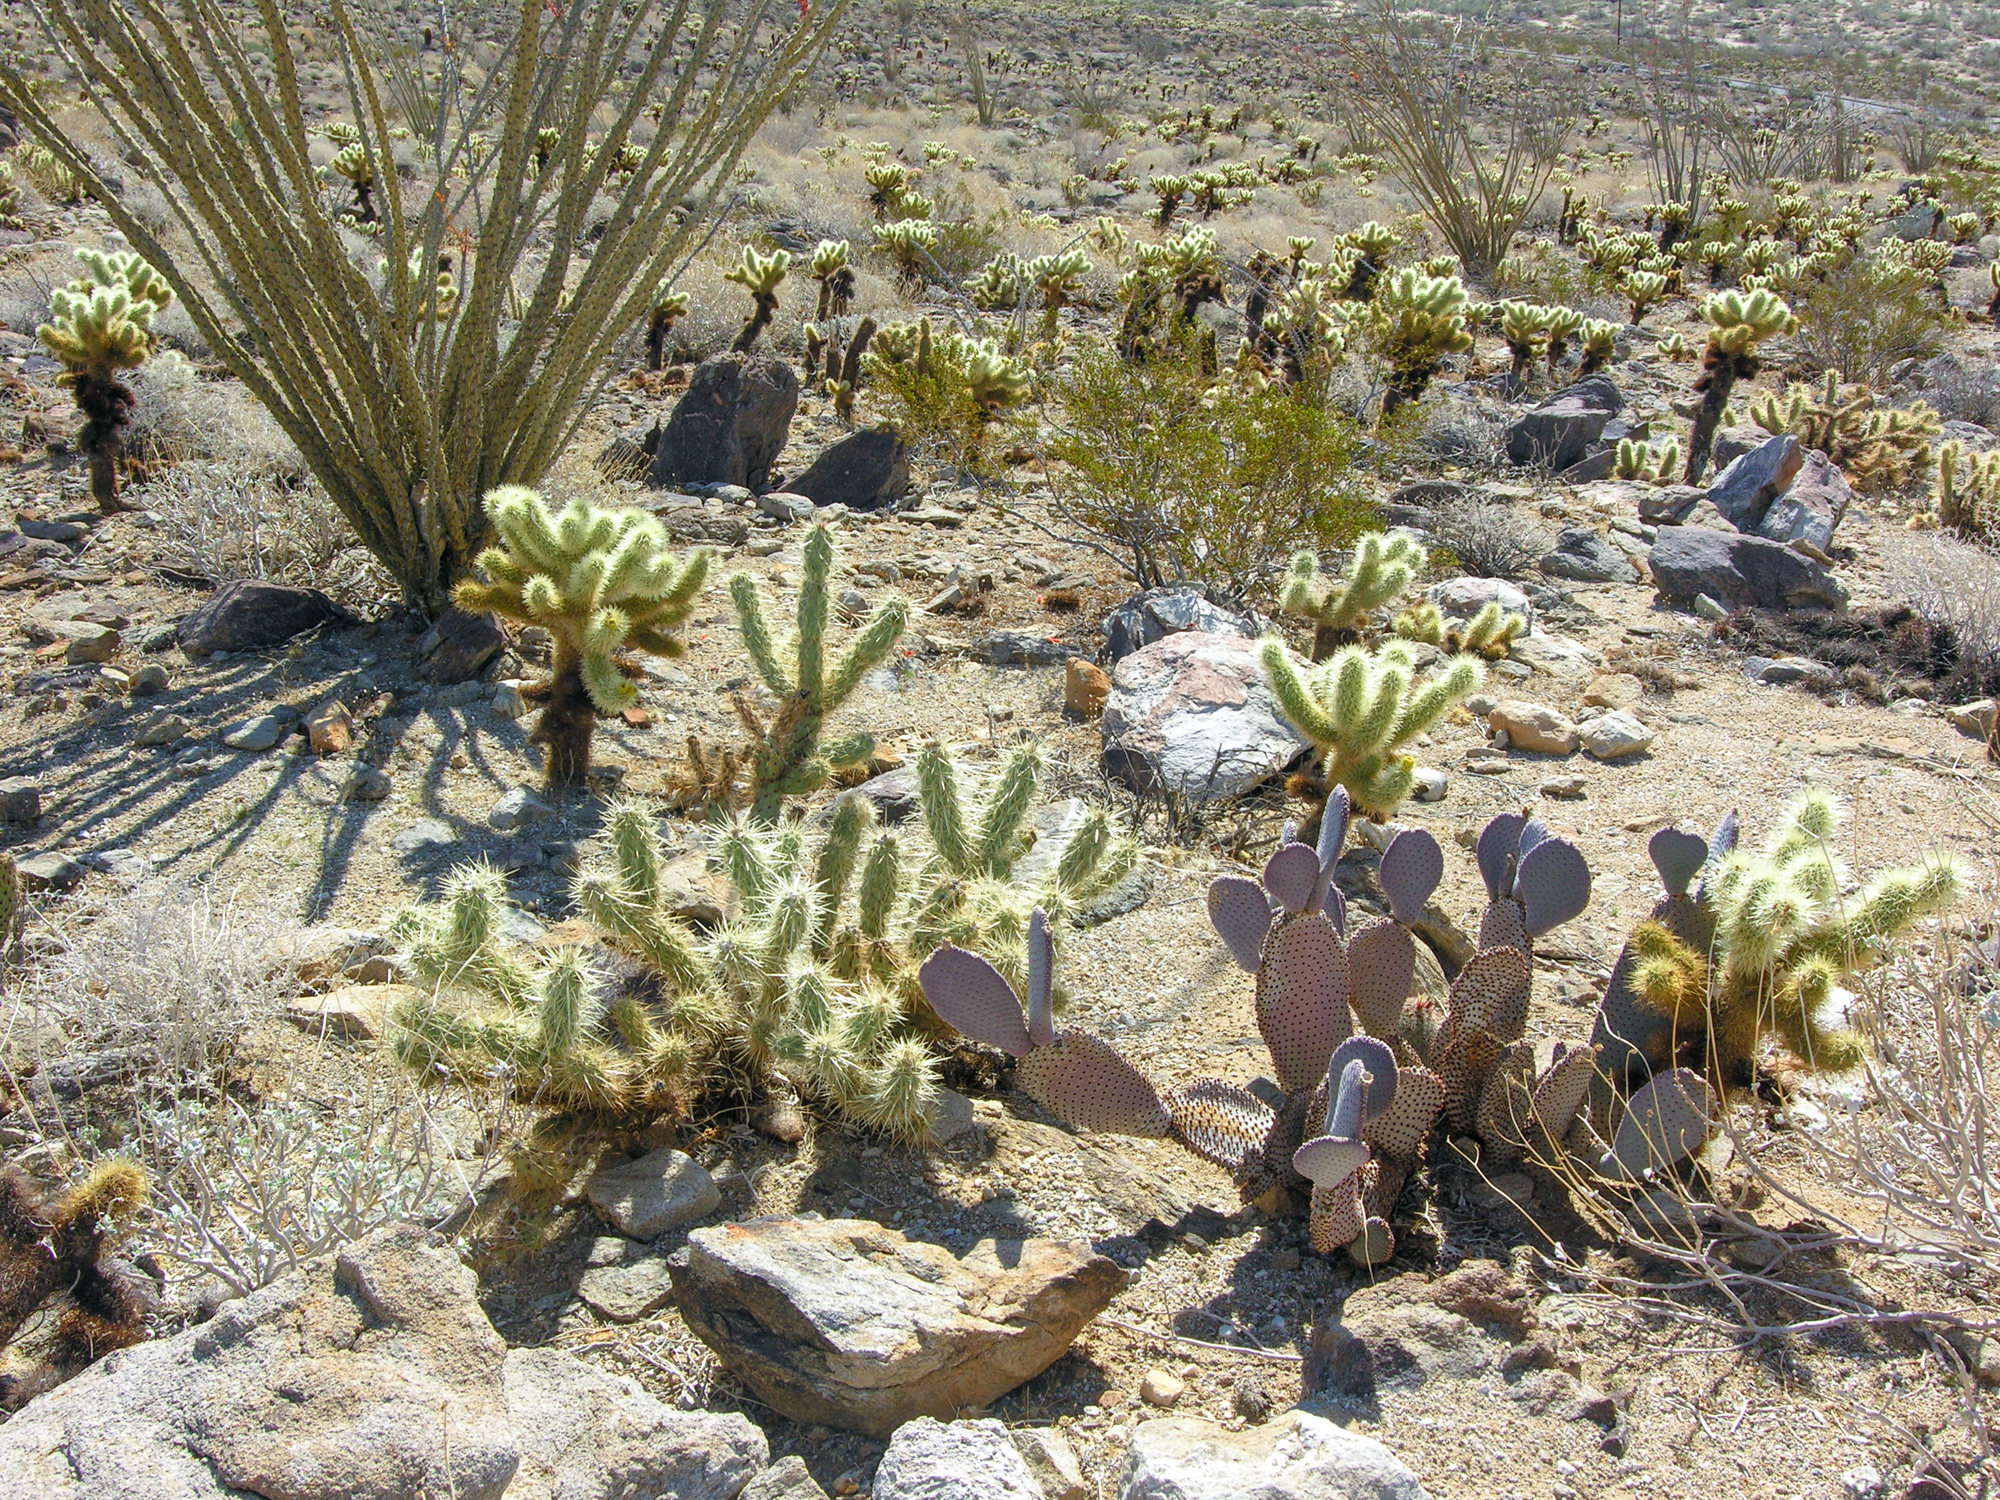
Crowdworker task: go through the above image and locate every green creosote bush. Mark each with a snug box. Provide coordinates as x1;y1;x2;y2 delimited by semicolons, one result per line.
1045;336;1376;606
0;0;844;614
453;486;709;788
37;248;173;512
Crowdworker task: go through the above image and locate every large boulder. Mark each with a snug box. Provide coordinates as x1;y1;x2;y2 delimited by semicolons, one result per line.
1102;585;1258;665
1757;449;1850;554
1647;526;1849;611
670;1216;1126;1438
1503;376;1623;472
650;353;799;494
788;427;909;510
1538;526;1638;584
0;1224;767;1500
1119;1411;1430;1500
176;579;349;657
1705;433;1802;532
1100;630;1311;801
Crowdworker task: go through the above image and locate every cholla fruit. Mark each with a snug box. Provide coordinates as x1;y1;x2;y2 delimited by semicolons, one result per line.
454;486;709;787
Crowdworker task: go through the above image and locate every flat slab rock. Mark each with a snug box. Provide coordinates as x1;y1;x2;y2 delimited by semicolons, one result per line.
670;1215;1127;1438
1647;525;1849;612
1100;630;1310;801
0;1224;766;1500
1120;1410;1431;1500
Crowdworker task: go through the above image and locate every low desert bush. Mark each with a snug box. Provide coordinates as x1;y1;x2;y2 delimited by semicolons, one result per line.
1790;252;1952;386
138;459;388;605
1424;493;1552;579
125;351;296;468
1878;530;2000;685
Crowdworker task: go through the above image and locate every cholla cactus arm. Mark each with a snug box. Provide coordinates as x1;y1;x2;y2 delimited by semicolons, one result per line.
456;487;710;787
1278;532;1428;653
1393;600;1445;646
725;245;791;353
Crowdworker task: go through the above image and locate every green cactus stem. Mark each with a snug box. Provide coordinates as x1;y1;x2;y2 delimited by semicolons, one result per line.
1279;531;1426;659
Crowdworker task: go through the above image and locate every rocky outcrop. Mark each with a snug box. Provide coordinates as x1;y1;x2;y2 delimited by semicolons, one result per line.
1100;630;1311;801
1647;526;1849;611
650;353;799;494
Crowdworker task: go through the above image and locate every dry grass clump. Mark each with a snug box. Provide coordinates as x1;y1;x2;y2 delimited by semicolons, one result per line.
1878;530;2000;684
1424;492;1552;579
137;460;388;605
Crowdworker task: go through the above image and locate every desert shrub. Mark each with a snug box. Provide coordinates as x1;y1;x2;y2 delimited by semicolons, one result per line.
1790;251;1952;385
1046;339;1378;604
866;317;1031;473
1916;354;2000;429
139;460;388;604
1878;530;2000;686
125;351;297;468
1423;493;1552;579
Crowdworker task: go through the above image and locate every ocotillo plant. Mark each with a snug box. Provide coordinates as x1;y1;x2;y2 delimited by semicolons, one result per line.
1596;790;1960;1092
1279;531;1426;658
37;248;173;511
1260;636;1481;819
0;1161;151;1405
728;523;909;823
454;487;709;787
726;246;791;354
1683;288;1794;482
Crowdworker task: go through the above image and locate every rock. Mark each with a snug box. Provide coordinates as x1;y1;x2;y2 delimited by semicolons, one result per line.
502;1346;766;1500
1506;632;1600;679
1100;631;1312;801
584;1146;719;1238
82;848;152;880
1647;526;1848;611
576;1236;680;1322
742;1456;831;1499
1065;657;1110;717
671;1216;1125;1437
1757;449;1849;554
1583;672;1643;709
1412;767;1448;802
344;766;393;801
177;578;347;657
488;786;554;831
1102;585;1257;665
389;817;459;858
1638;484;1704;525
873;1418;1043;1500
20;516;87;543
845;766;921;824
651;353;799;494
790;426;909;510
1946;699;1997;740
1708;425;1769;473
1012;1430;1087;1500
54;620;119;664
1426;576;1534;635
128;662;169;695
758;490;815;522
284;982;414;1041
1743;655;1837;691
1579;709;1655;760
1706;433;1803;532
0;1226;523;1500
974;629;1073;666
134;712;188;746
493;681;528;719
18;852;85;891
1541;774;1587;798
1693;592;1730;622
1504;375;1623;472
1841;1465;1886;1500
304;699;354;754
220;709;298;751
1487;700;1578;756
1539;526;1638;584
415;608;508;685
1120;1411;1429;1500
1140;1369;1186;1407
0;775;41;822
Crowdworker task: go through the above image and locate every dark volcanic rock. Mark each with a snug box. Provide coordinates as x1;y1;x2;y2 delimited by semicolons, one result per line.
649;353;799;495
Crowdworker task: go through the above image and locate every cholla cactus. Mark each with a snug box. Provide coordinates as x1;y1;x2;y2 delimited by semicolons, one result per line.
644;284;690;371
0;1160;151;1400
1577;318;1618;376
38;248;173;511
1694;238;1734;284
1390;597;1523;659
1937;438;2000;537
1614;436;1682;484
1988;264;2000;325
1542;306;1584;374
1367;268;1475;418
1949;212;1981;245
968;253;1027;311
1685;288;1795;482
1028;248;1092;331
455;486;709;787
727;523;908;822
1341;220;1398;299
1088;216;1130;264
1261;636;1481;818
329;142;378;224
1150;173;1191;227
1278;531;1425;657
1601;790;1960;1092
1498;301;1548;379
725;246;791;353
1624;270;1666;325
873;219;938;289
1657;329;1694;361
809;239;855;320
866;161;930;220
0;851;17;955
1747;371;1937;491
380;248;459;328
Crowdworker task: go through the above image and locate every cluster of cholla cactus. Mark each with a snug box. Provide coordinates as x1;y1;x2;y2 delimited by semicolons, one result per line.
866;316;1032;453
395;742;1135;1148
1366;268;1475;419
1613;436;1684;485
1393;599;1526;661
968;248;1092;335
1278;531;1426;658
329;142;378;225
1936;439;2000;538
1593;792;1960;1095
725;246;790;354
713;523;909;823
1117;225;1227;364
455;487;709;788
0;1161;151;1408
1684;288;1796;482
874;219;938;289
37;248;174;511
1744;370;1939;492
922;794;1730;1264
